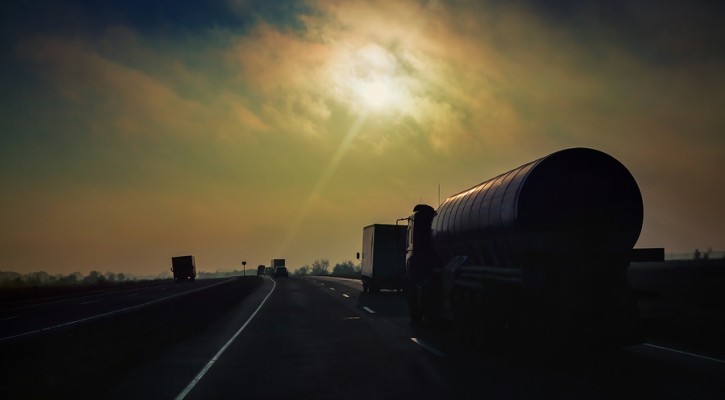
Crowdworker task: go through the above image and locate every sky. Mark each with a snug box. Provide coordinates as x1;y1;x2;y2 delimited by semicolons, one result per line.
1;0;723;275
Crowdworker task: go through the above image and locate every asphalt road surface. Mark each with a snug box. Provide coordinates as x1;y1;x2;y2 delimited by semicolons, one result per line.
2;276;724;399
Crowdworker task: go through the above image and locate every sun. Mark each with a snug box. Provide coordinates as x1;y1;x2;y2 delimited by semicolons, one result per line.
334;43;408;113
357;77;391;109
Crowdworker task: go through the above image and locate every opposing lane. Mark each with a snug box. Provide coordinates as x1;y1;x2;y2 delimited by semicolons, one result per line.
0;279;232;341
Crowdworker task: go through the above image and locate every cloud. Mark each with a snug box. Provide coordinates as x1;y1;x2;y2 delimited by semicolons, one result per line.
16;31;269;141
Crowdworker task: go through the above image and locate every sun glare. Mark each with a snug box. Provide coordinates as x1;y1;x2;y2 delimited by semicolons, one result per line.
358;78;390;109
333;43;410;113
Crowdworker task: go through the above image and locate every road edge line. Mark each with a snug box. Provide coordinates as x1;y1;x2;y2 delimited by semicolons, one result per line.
643;343;725;365
175;277;277;400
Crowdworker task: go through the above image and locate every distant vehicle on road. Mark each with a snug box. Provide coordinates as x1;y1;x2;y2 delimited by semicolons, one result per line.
257;265;265;276
269;259;286;277
171;255;196;283
270;259;285;270
359;224;407;293
273;267;289;278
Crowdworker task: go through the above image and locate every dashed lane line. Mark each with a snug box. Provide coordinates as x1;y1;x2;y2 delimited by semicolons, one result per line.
411;338;446;357
363;307;376;314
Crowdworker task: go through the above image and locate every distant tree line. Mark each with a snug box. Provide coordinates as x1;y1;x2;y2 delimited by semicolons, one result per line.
0;270;138;287
0;267;270;287
692;248;725;260
197;269;250;279
294;259;361;277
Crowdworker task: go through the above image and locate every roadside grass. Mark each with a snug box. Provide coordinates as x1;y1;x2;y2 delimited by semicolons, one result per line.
631;260;725;356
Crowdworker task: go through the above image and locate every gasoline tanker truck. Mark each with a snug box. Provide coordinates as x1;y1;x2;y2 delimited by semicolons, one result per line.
404;148;662;347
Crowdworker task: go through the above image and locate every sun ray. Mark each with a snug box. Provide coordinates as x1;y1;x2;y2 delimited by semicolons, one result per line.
275;110;370;256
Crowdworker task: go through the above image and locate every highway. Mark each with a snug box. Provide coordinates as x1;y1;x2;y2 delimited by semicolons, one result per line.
1;276;724;399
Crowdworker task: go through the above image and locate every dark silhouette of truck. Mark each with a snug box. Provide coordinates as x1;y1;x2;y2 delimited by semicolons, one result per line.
402;148;663;348
359;224;407;293
269;259;285;276
171;255;196;283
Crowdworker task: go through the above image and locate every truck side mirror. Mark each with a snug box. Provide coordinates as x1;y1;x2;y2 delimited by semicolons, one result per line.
356;252;360;260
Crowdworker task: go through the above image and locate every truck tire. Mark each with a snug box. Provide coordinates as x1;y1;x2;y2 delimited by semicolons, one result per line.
370;283;380;294
406;285;423;324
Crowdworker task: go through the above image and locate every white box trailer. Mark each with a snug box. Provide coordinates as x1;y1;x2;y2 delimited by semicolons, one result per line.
360;224;407;293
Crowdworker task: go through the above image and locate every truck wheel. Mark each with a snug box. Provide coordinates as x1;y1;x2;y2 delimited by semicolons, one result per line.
406;287;422;324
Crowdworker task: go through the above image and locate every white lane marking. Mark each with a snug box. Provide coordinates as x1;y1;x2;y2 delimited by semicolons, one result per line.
0;279;235;342
1;316;20;321
320;283;325;286
343;316;361;320
411;338;446;357
330;287;336;291
175;278;277;400
363;307;376;314
342;294;350;298
643;343;725;365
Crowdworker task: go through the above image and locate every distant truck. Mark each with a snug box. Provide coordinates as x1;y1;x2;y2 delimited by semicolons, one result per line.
359;224;407;293
270;259;285;272
257;265;265;276
171;255;197;283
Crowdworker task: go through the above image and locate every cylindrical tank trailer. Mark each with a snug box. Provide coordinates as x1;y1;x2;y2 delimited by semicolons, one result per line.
405;148;651;347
